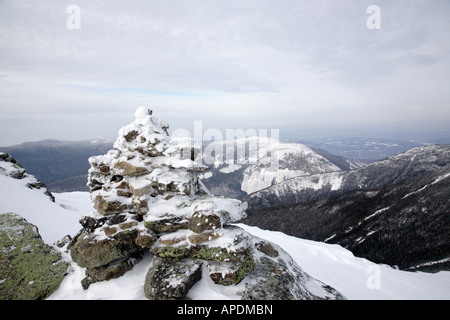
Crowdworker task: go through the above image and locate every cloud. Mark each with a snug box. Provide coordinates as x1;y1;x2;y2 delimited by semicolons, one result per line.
0;0;450;145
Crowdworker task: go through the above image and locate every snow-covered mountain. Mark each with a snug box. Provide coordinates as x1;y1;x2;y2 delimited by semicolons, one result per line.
199;137;360;198
244;166;450;272
1;148;450;300
246;144;450;210
1;137;363;197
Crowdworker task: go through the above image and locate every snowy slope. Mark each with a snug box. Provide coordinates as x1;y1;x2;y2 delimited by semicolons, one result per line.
238;225;450;300
240;137;341;195
0;174;80;244
200;137;342;198
46;191;450;300
244;173;450;272
1;167;449;300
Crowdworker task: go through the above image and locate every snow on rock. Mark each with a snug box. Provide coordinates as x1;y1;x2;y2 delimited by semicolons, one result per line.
199;137;342;198
238;224;450;300
44;192;450;300
0;154;79;244
0;152;55;202
64;107;343;300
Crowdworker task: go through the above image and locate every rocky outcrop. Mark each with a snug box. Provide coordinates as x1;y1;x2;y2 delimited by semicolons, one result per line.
242;237;345;300
0;212;69;300
144;257;202;300
69;107;345;300
0;152;55;202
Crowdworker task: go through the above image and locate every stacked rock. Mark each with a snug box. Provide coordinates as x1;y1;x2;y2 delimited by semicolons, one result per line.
145;198;253;299
69;107;253;297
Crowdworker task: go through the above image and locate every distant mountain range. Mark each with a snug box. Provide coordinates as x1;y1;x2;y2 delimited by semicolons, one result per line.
1;137;364;195
1;137;449;273
0;139;114;192
199;137;364;199
296;136;425;163
243;144;450;272
245;144;450;210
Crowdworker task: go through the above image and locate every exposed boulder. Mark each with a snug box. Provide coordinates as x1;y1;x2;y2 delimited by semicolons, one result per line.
0;212;69;300
240;237;346;300
145;214;189;233
70;230;142;270
144;257;202;300
69;215;144;288
0;153;26;179
189;207;222;234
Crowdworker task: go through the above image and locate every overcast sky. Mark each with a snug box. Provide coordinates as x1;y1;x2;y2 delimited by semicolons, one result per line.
1;0;449;146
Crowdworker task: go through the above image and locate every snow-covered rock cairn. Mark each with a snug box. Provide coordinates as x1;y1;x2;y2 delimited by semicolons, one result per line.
68;107;346;300
69;107;253;298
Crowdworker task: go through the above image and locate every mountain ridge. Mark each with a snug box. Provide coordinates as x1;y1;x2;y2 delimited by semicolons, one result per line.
199;137;363;198
1;137;363;196
243;167;450;272
1;133;450;299
0;138;114;192
245;144;450;210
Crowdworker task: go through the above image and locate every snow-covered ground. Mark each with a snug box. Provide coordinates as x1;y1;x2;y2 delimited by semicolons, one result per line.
1;176;449;300
237;225;450;300
0;174;80;244
52;192;450;300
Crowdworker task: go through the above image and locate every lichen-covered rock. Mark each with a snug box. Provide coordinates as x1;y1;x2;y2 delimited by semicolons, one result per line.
70;228;144;289
70;230;142;269
0;213;68;300
239;237;346;300
82;253;143;290
144;257;202;300
144;214;189;233
255;240;279;258
189;210;222;234
150;244;191;262
207;249;254;286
